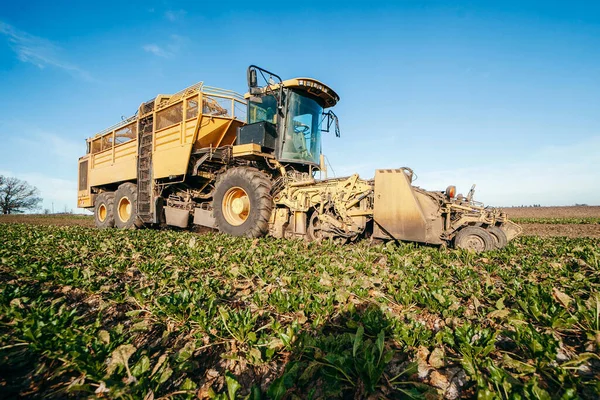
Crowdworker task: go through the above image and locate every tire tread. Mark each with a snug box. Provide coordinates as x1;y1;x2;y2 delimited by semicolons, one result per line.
213;167;273;237
94;192;115;229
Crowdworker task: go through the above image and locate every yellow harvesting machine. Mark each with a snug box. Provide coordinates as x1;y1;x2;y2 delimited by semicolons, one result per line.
78;65;521;251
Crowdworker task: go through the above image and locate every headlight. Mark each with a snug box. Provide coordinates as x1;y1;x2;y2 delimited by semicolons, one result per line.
446;185;456;199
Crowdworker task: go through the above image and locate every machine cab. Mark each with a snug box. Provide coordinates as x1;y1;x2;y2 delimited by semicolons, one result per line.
239;66;340;170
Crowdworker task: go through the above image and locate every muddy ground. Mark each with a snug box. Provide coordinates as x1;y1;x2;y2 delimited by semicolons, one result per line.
2;206;599;238
504;206;600;238
0;214;94;227
518;223;600;238
504;205;600;219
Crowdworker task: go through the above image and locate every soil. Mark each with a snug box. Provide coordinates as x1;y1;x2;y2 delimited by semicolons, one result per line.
503;206;600;238
520;223;600;238
2;206;599;238
504;206;600;219
0;214;94;227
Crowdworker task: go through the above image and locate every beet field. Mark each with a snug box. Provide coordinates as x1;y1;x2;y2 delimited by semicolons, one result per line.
0;221;599;399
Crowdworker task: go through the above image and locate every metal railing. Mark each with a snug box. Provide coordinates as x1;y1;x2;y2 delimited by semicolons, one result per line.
93;115;137;138
91;82;247;138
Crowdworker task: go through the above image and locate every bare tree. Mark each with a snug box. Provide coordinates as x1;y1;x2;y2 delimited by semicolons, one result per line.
0;176;42;214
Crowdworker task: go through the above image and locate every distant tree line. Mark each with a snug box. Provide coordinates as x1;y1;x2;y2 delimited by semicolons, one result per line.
510;204;590;208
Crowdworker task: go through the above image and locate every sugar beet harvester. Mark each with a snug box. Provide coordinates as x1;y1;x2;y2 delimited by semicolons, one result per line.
77;66;521;252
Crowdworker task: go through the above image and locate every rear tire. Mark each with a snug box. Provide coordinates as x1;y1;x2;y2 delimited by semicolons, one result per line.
454;226;494;252
213;167;273;238
114;183;142;229
487;226;508;249
94;192;115;229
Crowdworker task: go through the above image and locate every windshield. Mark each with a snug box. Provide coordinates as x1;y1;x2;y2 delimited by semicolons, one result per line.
248;94;277;124
281;91;322;164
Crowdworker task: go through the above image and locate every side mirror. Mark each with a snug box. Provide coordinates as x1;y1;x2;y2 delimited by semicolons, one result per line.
334;114;340;137
321;111;341;137
248;68;258;88
467;184;476;202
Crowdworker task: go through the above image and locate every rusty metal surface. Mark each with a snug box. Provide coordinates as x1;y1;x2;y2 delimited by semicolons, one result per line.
500;220;523;241
193;208;216;228
164;206;190;228
372;169;429;242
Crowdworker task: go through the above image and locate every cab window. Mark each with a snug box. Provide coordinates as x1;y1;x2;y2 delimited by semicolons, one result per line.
248;95;277;124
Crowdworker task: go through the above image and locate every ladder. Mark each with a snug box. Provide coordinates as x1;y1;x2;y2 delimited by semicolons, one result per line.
137;116;154;224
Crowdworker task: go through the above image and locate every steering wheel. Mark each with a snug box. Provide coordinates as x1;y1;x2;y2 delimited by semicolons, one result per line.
291;122;310;155
293;121;310;135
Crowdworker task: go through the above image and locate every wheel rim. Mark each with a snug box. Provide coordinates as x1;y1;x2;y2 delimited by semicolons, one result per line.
308;213;323;241
118;197;132;223
488;232;500;247
222;187;250;226
464;234;486;252
98;204;107;222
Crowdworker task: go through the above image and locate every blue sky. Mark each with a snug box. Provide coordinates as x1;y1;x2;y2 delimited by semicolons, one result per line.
0;0;598;212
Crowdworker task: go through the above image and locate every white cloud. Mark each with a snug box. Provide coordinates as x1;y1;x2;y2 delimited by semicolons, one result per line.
165;9;186;22
10;128;83;166
44;133;83;162
330;136;600;207
416;136;600;207
143;43;171;58
142;34;187;58
0;125;86;213
0;21;92;80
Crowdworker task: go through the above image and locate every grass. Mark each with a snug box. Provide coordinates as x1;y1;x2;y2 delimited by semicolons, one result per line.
0;223;599;398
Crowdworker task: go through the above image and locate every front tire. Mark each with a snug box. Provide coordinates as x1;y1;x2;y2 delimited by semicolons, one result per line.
454;226;494;252
94;192;115;229
213;167;273;237
114;183;142;229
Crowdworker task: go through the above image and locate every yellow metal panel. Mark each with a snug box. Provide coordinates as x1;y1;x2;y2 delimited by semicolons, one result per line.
77;156;93;208
373;169;430;242
153;143;193;179
88;139;137;188
155;125;182;147
152;121;193;178
93;150;112;168
244;77;339;108
156;135;180;147
232;143;261;155
184;120;196;143
77;195;93;208
114;141;137;160
89;158;137;187
195;117;236;148
231;143;274;161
